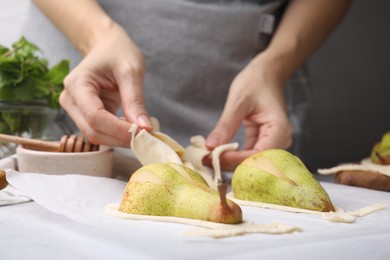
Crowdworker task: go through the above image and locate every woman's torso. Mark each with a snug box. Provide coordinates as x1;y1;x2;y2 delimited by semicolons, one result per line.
20;0;308;153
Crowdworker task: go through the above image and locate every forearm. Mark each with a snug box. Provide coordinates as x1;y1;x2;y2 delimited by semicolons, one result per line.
33;0;117;55
253;0;352;85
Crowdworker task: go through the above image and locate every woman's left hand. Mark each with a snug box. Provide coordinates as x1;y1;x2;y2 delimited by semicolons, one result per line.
206;56;292;171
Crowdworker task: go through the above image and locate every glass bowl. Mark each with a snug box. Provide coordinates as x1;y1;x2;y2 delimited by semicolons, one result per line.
0;101;74;158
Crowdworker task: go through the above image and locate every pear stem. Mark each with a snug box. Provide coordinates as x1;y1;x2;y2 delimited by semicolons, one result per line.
217;179;230;210
375;151;386;164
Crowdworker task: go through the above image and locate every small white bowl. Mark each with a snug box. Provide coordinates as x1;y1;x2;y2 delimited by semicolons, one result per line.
16;145;114;177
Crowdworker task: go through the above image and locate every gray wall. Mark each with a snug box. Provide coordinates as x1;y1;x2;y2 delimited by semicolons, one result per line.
302;0;390;170
0;0;28;47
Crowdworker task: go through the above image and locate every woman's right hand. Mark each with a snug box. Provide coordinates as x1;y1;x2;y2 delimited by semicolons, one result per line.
60;23;152;147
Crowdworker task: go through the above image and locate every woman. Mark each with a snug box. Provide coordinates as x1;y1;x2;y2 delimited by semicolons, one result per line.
22;0;351;170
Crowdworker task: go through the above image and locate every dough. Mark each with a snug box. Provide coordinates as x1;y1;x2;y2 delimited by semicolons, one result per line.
227;192;388;224
317;158;390;191
106;203;301;238
318;158;390;177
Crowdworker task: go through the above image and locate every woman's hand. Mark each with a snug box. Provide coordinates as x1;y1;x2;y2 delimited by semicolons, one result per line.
60;24;152;147
205;0;352;171
206;56;292;171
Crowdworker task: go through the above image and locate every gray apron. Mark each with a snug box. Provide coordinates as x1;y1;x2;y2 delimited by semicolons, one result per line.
20;0;309;155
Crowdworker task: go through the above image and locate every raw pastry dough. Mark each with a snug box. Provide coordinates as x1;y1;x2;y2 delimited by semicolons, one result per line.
106;203;301;238
322;206;356;223
227;192;322;215
129;124;182;165
227;193;388;223
182;223;302;238
317;158;390;177
347;203;388;217
211;142;239;190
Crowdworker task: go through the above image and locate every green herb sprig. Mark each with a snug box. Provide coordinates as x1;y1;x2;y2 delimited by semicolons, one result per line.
0;36;69;109
0;36;70;137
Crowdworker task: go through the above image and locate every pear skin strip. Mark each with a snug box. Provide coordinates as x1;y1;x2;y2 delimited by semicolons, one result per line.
106;203;301;238
211;143;239;190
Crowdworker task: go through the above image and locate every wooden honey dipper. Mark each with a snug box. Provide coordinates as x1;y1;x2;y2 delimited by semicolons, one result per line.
0;133;99;153
0;170;7;190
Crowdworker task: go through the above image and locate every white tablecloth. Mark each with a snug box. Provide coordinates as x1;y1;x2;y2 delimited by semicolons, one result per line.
1;155;390;260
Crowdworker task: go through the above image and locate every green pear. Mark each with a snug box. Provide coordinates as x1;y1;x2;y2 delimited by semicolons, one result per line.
119;162;242;224
232;149;335;212
370;132;390;165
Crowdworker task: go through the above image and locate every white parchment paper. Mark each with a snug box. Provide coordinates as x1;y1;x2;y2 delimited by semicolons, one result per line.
3;169;390;259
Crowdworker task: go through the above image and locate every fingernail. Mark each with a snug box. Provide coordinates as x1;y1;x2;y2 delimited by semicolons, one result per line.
137;115;151;128
206;135;221;149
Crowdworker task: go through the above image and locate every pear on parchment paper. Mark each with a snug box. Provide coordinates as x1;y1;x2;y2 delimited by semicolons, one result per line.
232;149;335;212
370;132;390;165
119;162;243;224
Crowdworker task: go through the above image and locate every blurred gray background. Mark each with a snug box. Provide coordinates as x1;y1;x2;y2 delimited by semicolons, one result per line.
300;0;390;170
1;0;390;170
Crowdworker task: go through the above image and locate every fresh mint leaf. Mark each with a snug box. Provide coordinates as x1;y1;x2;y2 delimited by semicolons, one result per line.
0;36;70;135
45;60;70;85
0;45;9;56
11;36;41;59
0;36;69;108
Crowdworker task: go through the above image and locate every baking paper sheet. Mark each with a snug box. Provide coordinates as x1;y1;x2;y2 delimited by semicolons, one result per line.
2;163;390;258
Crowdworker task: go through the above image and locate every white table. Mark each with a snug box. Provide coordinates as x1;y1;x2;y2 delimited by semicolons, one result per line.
1;155;390;260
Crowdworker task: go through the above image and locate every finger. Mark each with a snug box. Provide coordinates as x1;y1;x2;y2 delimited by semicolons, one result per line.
206;97;248;149
242;122;259;150
60;90;132;147
202;149;257;172
69;82;134;140
253;122;292;151
84;110;134;147
216;121;292;171
219;149;258;171
116;67;153;131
